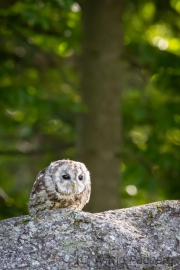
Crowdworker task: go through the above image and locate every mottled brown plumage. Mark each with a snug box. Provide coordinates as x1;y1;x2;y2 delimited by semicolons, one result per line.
28;160;91;215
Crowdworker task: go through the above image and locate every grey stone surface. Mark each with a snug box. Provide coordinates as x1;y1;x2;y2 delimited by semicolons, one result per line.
0;200;180;269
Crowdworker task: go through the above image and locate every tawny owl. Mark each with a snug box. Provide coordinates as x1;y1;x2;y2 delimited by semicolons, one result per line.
28;159;91;215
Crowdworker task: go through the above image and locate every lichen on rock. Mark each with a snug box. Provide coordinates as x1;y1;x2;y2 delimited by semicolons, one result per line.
0;200;180;269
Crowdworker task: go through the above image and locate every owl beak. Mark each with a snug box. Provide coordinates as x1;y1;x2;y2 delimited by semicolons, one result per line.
72;182;76;191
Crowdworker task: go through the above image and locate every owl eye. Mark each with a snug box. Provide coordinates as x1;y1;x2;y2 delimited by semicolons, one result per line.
62;174;71;180
78;175;83;181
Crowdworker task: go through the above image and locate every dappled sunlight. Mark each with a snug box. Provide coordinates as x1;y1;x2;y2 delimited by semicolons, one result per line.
125;185;138;196
58;42;74;57
6;110;24;122
71;3;81;13
166;128;180;146
129;126;151;150
170;0;180;12
141;2;155;20
146;23;180;54
152;37;169;50
168;38;180;53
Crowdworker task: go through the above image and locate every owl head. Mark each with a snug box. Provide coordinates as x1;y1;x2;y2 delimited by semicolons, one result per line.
47;159;91;195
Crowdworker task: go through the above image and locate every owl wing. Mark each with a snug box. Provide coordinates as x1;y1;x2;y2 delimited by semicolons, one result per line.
28;167;49;215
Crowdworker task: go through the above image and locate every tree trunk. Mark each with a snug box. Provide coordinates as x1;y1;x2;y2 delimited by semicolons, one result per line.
77;0;124;212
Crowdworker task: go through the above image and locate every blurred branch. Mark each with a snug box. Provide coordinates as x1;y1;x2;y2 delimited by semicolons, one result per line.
0;15;63;37
0;144;73;156
0;51;22;62
0;187;9;201
0;0;16;8
0;150;47;156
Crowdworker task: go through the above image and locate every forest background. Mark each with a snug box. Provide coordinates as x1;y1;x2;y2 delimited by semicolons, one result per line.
0;0;179;219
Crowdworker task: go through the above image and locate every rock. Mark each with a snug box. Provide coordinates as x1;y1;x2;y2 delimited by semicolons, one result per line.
0;200;180;269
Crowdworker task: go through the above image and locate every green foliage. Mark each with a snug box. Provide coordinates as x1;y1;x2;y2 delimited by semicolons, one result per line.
0;0;82;219
0;0;179;219
121;0;180;207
